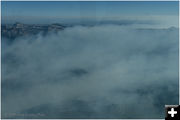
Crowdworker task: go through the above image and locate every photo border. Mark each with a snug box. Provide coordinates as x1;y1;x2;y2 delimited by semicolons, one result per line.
0;0;179;120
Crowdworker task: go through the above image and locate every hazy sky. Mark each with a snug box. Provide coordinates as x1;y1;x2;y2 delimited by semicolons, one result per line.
2;1;179;24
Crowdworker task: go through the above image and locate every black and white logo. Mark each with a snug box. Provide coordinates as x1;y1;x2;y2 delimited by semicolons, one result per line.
165;105;180;120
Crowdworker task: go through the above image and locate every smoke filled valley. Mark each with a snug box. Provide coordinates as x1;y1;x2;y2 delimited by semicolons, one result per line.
1;21;179;118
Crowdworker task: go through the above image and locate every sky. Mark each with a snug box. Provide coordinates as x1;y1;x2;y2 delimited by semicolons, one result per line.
1;1;179;24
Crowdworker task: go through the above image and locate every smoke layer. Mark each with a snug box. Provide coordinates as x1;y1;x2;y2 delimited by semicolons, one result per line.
2;25;179;118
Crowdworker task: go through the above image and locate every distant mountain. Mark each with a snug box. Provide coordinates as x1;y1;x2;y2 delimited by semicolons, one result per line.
1;22;66;39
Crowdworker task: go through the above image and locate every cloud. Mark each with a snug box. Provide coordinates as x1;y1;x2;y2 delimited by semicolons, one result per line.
2;24;179;118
